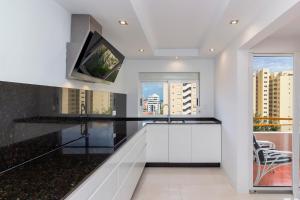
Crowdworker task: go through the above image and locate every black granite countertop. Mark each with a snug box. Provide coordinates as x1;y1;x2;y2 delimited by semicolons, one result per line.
0;144;109;200
0;120;144;200
0;117;221;200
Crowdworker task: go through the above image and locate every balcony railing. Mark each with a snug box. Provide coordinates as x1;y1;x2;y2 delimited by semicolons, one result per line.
253;117;293;132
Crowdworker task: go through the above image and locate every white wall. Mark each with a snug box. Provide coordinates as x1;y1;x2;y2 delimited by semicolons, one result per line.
0;0;126;93
123;59;215;117
215;0;300;193
215;45;238;188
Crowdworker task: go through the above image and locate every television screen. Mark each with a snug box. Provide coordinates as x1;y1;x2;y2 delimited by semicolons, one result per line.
73;32;124;83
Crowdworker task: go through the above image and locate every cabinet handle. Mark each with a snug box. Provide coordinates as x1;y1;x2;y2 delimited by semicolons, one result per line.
140;98;143;106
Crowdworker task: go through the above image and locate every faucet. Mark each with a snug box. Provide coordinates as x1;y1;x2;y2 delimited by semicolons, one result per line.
80;103;88;117
162;104;171;123
80;103;88;135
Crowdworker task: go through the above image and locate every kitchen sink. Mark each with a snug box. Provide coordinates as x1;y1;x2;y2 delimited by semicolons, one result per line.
151;120;169;124
183;120;217;124
170;120;185;124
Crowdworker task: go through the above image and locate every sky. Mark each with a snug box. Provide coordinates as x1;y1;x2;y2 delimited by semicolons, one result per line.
142;82;163;99
252;56;293;72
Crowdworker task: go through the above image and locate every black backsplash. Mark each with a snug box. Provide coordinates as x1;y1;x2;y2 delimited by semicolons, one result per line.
0;81;126;172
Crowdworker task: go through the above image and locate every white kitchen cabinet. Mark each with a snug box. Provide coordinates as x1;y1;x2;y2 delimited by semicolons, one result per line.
169;125;192;163
191;125;221;163
66;127;146;200
146;124;169;162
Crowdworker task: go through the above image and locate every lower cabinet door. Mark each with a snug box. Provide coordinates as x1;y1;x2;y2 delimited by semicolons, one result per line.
89;170;118;200
113;147;146;200
191;125;221;163
146;125;169;162
169;125;192;163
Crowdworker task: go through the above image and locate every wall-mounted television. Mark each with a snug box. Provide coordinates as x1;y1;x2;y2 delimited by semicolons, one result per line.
72;32;125;83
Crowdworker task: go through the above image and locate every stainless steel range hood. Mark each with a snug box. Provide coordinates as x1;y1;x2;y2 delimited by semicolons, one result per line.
66;14;106;83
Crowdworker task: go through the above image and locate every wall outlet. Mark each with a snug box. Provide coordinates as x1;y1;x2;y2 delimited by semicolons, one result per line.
112;110;117;116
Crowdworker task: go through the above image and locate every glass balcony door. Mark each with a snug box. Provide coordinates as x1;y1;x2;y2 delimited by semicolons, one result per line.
252;55;294;188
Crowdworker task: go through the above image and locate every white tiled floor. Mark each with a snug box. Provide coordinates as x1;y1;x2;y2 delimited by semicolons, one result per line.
132;168;293;200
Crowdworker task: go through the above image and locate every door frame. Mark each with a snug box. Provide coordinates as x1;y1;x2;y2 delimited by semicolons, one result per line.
249;53;295;192
292;52;300;198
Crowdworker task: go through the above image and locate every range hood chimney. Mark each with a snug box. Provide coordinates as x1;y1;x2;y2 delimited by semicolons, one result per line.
66;14;103;82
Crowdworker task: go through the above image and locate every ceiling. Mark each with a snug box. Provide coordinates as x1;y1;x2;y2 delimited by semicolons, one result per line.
270;12;300;39
251;10;300;53
55;0;271;59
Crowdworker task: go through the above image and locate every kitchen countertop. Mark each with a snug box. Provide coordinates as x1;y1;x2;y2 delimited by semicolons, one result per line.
14;116;221;124
0;117;221;200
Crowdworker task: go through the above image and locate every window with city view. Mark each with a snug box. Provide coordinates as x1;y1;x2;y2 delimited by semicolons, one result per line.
252;55;293;187
141;81;198;116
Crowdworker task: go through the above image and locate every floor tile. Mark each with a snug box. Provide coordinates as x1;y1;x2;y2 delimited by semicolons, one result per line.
132;167;293;200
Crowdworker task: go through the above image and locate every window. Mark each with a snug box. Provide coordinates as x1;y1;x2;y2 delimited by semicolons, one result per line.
140;73;199;116
141;82;168;115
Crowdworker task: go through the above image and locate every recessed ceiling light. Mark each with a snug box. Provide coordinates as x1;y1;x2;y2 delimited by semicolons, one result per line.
118;20;128;25
209;48;215;52
139;49;144;52
229;19;239;25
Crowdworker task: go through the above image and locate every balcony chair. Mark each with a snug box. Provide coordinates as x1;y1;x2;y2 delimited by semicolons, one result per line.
252;136;275;161
256;139;276;149
253;135;292;185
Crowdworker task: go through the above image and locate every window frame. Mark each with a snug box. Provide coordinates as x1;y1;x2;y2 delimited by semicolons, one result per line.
139;79;200;117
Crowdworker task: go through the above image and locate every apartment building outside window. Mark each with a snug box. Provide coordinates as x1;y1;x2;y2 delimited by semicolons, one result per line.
139;72;199;116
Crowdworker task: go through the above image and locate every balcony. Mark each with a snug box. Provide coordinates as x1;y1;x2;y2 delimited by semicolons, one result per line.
253;117;293;187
